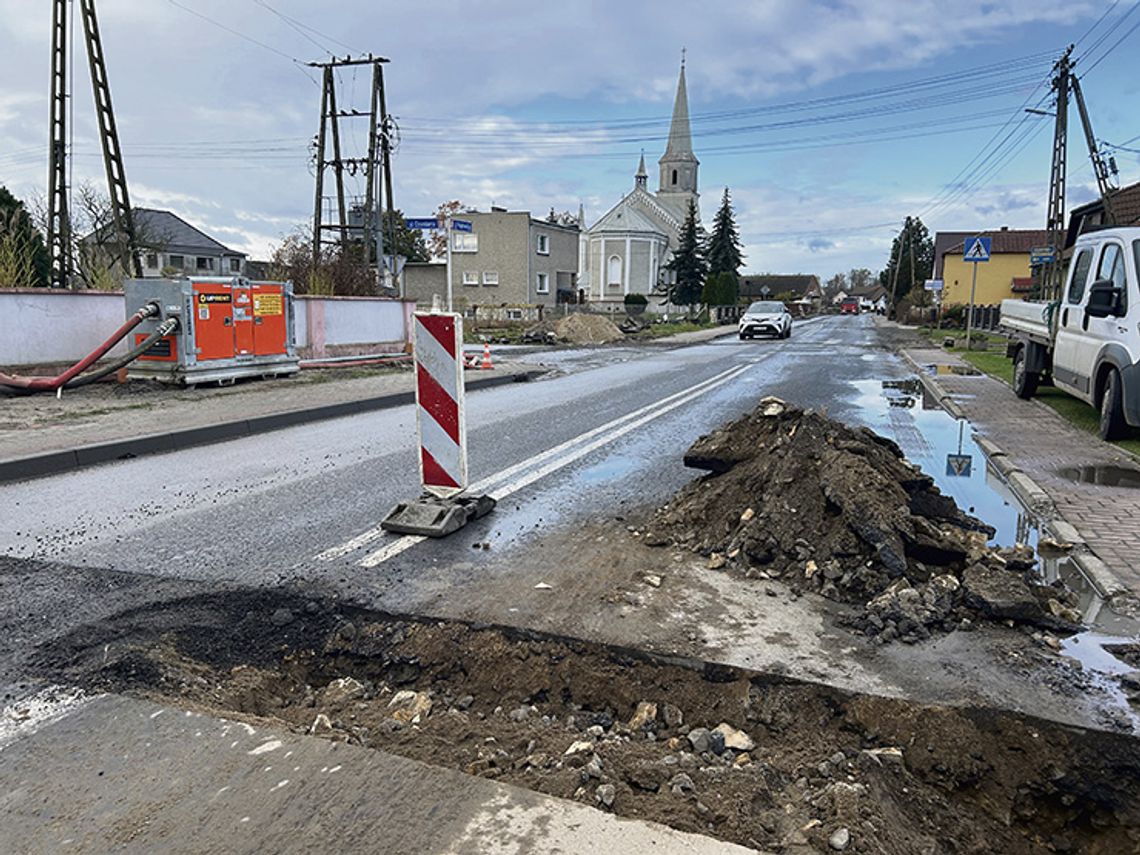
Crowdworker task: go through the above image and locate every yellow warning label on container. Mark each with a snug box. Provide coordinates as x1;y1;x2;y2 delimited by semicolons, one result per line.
254;293;284;317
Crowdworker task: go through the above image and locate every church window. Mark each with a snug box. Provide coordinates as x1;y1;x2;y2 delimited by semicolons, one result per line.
607;255;622;287
672;169;678;186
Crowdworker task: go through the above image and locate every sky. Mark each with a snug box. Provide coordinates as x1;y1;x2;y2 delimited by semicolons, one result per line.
1;0;1138;282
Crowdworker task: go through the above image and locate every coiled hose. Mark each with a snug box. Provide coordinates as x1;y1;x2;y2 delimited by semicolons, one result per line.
0;302;161;392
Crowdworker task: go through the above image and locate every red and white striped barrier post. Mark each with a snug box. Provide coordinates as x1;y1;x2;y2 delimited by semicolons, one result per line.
413;311;467;496
380;311;495;537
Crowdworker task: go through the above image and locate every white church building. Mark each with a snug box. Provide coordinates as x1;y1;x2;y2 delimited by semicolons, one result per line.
578;61;700;310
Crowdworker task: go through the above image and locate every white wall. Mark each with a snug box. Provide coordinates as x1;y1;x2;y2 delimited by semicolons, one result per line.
0;289;130;365
0;289;413;367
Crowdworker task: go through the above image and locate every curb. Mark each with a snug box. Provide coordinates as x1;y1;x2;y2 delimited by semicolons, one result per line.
0;370;544;485
898;348;1128;599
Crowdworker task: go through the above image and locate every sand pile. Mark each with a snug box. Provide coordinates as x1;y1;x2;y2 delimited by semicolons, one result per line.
553;313;624;344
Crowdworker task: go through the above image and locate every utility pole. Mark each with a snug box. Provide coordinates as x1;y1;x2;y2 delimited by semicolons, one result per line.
888;218;908;317
47;0;70;288
308;55;393;293
1040;45;1119;302
47;0;142;289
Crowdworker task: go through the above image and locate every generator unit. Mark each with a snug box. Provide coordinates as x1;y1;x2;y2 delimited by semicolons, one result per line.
124;277;300;385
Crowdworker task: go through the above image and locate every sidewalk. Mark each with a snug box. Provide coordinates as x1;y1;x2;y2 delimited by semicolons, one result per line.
0;362;538;483
898;337;1140;601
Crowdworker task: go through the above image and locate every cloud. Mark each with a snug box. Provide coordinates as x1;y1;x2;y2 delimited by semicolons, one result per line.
806;237;836;252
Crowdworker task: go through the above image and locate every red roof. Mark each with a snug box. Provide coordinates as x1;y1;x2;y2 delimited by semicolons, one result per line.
943;229;1050;255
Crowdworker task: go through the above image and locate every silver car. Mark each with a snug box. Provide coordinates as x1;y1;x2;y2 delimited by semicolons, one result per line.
738;301;792;340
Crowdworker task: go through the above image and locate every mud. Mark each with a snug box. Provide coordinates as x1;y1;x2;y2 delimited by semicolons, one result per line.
647;400;1083;643
34;589;1140;854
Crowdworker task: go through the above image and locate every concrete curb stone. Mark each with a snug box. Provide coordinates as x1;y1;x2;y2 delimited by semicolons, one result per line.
0;370;543;485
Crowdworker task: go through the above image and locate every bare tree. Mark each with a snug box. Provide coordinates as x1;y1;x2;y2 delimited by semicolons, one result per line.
269;226;376;296
428;200;465;259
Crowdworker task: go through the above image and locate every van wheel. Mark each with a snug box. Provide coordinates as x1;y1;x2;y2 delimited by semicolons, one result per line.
1012;347;1038;399
1099;369;1129;440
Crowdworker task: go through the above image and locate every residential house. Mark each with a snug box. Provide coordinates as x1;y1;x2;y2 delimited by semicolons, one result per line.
1066;179;1140;248
850;285;888;313
739;274;823;308
934;227;1049;307
403;208;579;311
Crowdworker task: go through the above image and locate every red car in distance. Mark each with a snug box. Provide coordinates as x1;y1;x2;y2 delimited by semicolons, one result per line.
840;297;860;315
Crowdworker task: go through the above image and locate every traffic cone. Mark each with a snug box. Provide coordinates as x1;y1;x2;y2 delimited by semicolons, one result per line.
481;342;493;370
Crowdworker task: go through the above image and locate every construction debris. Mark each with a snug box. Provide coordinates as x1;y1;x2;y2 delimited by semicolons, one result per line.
648;399;1082;642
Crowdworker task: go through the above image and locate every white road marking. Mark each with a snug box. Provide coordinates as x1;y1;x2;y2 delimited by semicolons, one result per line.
356;360;756;568
0;685;97;752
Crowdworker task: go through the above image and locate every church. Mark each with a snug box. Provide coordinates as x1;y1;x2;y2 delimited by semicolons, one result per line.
577;61;700;309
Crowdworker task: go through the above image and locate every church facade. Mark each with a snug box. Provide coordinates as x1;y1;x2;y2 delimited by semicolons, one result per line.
578;62;700;309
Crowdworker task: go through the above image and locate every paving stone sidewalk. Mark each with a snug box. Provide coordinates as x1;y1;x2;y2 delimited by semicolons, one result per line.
902;344;1140;598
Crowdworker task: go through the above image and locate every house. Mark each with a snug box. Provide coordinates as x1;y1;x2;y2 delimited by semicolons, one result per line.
850;285;888;313
739;274;822;306
402;208;579;311
578;61;699;311
1066;180;1140;247
933;227;1050;307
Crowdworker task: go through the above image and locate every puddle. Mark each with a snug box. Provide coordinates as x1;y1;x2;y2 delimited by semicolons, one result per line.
577;456;640;484
924;363;982;377
1059;465;1140;489
852;376;1140;704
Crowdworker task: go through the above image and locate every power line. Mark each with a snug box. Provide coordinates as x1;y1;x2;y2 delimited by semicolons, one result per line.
1081;7;1140;76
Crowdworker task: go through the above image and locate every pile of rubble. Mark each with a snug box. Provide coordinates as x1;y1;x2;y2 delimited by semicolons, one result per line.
523;314;626;345
647;398;1083;643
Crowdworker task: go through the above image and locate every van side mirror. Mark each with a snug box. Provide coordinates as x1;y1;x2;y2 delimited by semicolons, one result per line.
1086;278;1124;318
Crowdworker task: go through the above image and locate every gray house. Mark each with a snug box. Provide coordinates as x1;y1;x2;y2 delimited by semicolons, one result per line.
133;208;247;277
403;208;579;310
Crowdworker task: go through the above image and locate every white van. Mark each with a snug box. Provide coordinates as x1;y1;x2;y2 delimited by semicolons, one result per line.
1000;227;1140;439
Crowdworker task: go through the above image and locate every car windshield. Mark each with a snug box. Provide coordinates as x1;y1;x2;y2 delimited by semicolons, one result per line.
747;302;785;314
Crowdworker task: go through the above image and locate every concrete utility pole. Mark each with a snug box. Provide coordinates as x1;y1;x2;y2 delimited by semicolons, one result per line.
887;218;907;317
308;55;394;292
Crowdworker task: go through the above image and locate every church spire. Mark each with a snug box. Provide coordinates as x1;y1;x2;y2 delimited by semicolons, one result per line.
658;54;699;199
635;149;648;189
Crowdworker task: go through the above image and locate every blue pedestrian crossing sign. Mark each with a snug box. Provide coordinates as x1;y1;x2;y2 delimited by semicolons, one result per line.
963;237;992;262
946;453;973;477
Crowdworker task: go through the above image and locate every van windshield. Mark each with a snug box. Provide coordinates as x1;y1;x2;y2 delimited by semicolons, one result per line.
747;302;785;314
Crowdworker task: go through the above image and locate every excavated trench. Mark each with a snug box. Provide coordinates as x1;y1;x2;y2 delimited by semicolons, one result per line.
35;588;1140;855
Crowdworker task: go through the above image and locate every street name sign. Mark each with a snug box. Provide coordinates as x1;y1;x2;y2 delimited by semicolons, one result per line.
451;219;473;233
406;218;440;230
1030;246;1057;265
924;279;944;292
945;454;973;478
963;237;992;262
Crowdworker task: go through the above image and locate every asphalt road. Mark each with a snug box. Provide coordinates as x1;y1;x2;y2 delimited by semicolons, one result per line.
1;315;899;590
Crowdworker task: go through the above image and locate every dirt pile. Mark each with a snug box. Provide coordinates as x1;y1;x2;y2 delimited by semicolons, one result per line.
553;313;625;344
647;398;1083;642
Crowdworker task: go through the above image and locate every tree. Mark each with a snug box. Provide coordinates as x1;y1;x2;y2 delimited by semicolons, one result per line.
380;210;430;263
701;271;738;306
879;216;933;307
705;187;744;281
0;185;49;287
823;272;847;301
428;200;466;258
269;226;376;296
666;200;707;306
847;267;874;290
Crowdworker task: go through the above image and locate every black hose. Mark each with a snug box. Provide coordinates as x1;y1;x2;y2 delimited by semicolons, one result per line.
62;317;180;390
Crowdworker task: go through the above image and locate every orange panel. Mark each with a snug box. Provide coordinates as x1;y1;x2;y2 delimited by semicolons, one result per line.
232;284;254;357
193;282;235;361
252;284;288;356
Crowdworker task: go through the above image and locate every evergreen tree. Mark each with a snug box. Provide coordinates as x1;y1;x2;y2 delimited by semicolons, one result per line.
667;200;707;306
878;216;933;306
0;186;49;287
705;187;744;280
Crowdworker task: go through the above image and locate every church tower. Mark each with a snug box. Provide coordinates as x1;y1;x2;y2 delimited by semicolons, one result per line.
657;56;699;212
635;150;648;190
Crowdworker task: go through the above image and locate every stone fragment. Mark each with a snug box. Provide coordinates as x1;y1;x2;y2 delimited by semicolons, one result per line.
596;783;616;808
707;553;727;570
387;690;432;723
309;713;333;735
644;574;662;588
829;827;851;851
687;727;711;753
321;677;366;706
669;772;695;796
662;703;684;728
714;723;755;752
564;740;594;756
625;762;668;792
740;508;755;522
628;701;658;731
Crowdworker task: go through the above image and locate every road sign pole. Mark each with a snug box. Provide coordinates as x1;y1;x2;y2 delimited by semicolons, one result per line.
445;217;453;313
966;261;978;351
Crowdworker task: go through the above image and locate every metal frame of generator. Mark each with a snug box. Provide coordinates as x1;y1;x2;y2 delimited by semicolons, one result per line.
124;277;300;385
